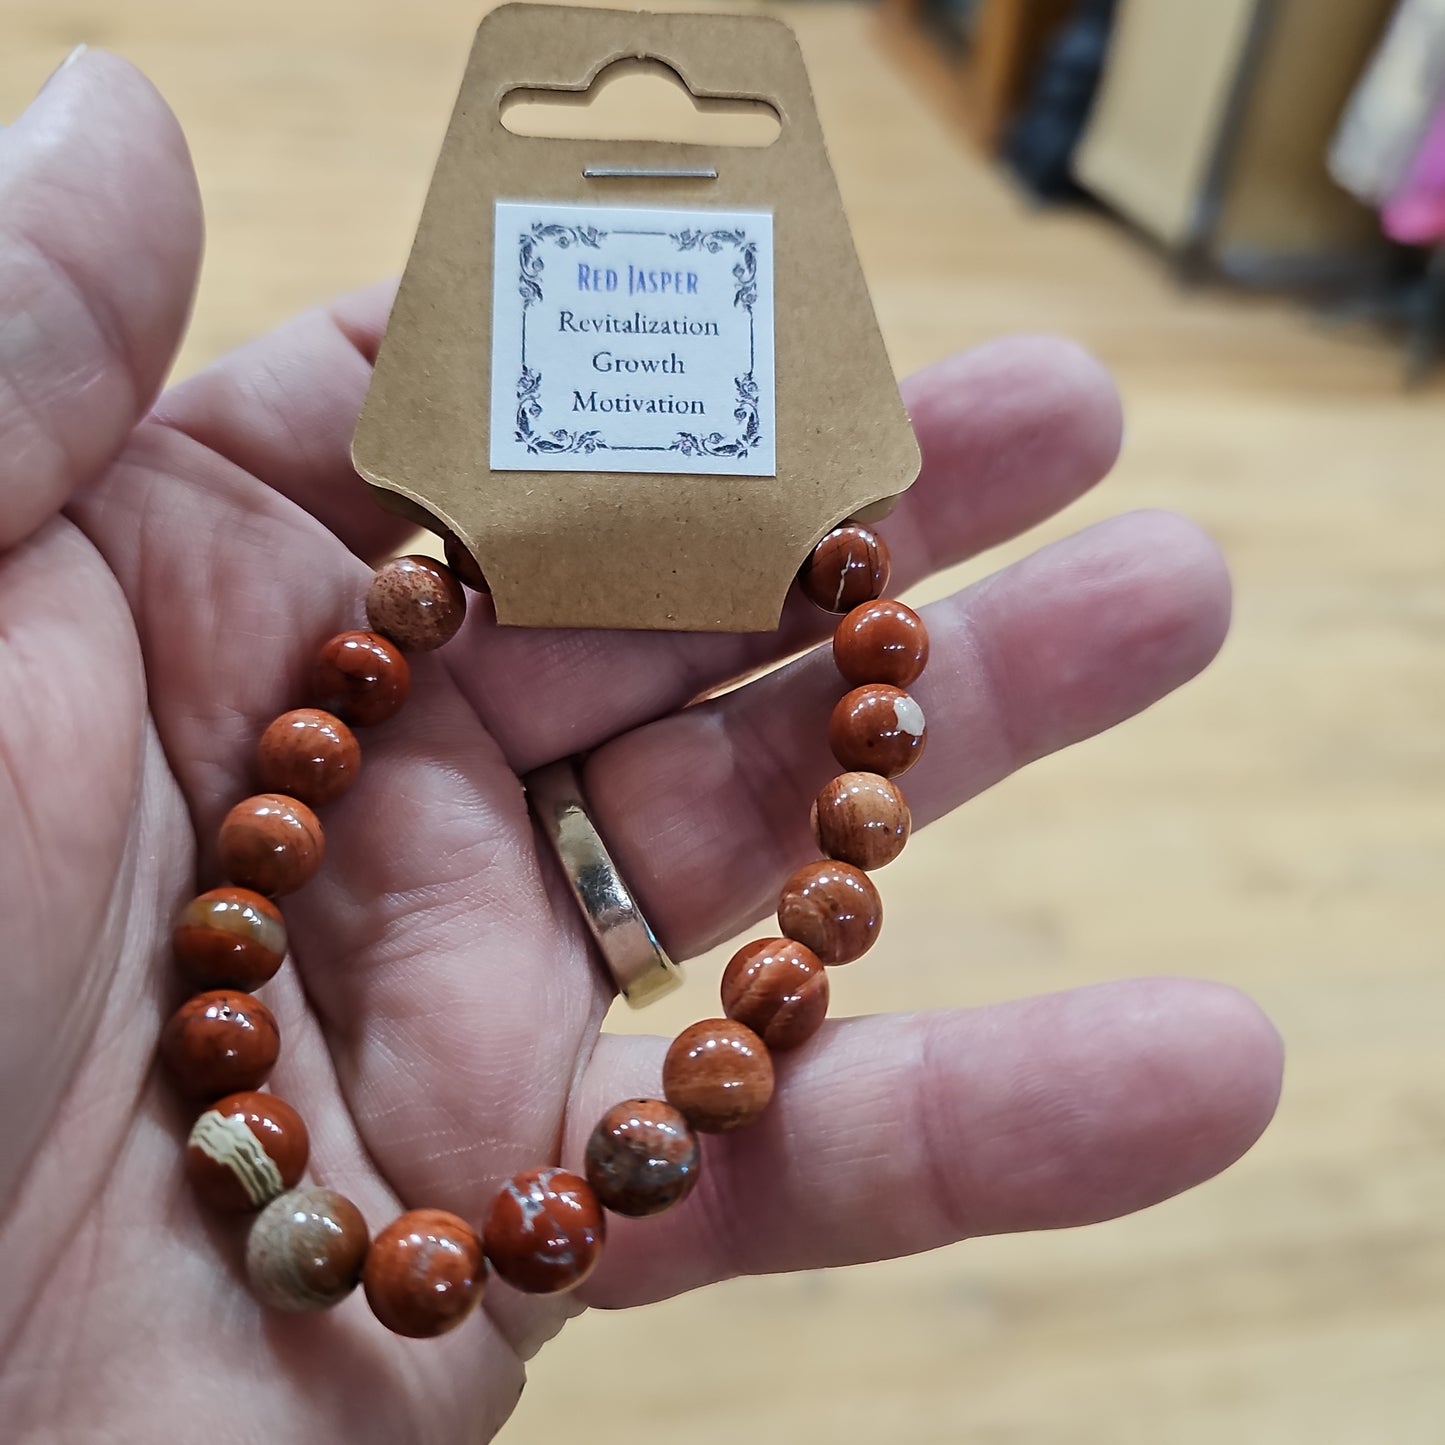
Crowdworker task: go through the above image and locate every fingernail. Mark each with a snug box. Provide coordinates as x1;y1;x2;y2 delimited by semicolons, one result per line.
39;43;89;96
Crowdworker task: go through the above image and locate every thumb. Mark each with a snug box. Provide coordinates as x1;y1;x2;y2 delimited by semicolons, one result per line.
0;48;202;551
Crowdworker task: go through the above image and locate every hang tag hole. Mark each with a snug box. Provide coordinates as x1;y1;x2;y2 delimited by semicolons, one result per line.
501;60;781;148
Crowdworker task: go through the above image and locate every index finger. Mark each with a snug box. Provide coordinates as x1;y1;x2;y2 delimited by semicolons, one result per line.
154;296;1123;769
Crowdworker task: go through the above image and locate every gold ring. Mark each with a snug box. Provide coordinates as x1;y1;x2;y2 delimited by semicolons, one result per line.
523;760;683;1008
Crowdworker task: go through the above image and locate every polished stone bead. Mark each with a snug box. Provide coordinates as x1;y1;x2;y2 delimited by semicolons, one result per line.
777;859;882;965
443;533;491;594
366;555;466;653
798;524;891;613
247;1187;369;1313
484;1168;606;1294
185;1090;309;1213
662;1019;775;1133
584;1099;702;1218
833;598;929;688
218;793;325;897
363;1208;486;1338
720;938;830;1051
173;887;286;990
828;684;927;778
160;989;280;1099
256;708;360;808
313;630;411;727
811;771;912;871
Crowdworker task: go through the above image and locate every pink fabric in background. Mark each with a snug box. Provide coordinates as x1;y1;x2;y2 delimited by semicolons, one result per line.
1383;101;1445;243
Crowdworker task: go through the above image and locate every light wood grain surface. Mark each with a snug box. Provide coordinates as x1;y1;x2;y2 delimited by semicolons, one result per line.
4;3;1443;1441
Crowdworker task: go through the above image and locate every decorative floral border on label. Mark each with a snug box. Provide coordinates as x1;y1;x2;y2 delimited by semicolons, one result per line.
512;221;763;460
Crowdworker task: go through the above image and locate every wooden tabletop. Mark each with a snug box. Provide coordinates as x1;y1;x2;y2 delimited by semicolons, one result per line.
4;3;1442;1441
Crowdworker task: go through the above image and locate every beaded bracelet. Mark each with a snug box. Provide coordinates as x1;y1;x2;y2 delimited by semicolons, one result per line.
165;519;928;1337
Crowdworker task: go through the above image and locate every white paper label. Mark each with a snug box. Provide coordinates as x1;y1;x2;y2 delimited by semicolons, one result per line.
490;202;775;476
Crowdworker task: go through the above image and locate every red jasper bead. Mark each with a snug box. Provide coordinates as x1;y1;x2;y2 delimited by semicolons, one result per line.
366;555;466;653
257;708;360;808
720;938;830;1050
828;684;927;778
833;598;929;688
313;630;411;727
443;533;490;594
777;859;882;965
584;1099;701;1218
811;771;912;870
483;1168;606;1294
363;1209;486;1338
185;1090;309;1213
218;794;325;897
173;887;286;990
663;1018;775;1133
161;989;280;1099
799;524;890;613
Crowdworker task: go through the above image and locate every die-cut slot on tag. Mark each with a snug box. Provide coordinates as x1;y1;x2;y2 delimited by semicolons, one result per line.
502;59;782;151
352;3;920;633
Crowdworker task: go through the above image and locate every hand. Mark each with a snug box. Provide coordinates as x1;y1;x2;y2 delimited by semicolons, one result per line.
0;54;1282;1443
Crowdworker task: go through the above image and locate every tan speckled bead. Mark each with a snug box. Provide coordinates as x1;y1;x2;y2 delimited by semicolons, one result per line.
720;938;830;1051
173;887;286;991
185;1090;309;1213
160;989;280;1099
828;684;927;778
777;859;882;965
257;708;360;808
798;525;891;613
363;1209;486;1338
247;1188;369;1313
811;771;912;870
366;555;466;653
218;794;325;897
663;1018;775;1133
833;598;929;688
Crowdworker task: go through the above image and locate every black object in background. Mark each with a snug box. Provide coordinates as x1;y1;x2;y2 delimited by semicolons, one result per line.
1005;0;1117;200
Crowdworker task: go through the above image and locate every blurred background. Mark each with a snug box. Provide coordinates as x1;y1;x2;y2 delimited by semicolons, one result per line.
5;0;1443;1440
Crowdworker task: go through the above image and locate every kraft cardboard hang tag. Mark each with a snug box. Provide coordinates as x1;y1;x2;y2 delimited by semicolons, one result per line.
352;3;920;633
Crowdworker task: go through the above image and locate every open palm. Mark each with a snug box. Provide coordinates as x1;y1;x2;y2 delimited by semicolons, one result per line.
0;54;1282;1444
